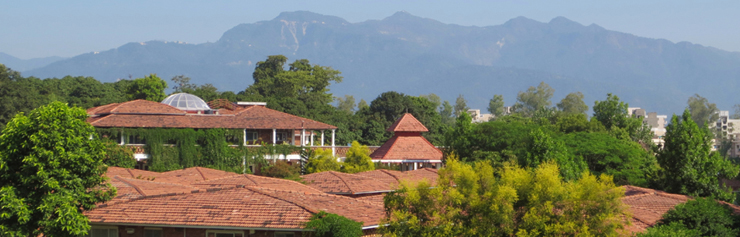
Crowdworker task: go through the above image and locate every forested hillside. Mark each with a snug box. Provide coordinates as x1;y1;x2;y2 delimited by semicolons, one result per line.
17;11;740;114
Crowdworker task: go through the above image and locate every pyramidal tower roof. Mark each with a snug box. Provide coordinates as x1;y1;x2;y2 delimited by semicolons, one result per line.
386;113;429;132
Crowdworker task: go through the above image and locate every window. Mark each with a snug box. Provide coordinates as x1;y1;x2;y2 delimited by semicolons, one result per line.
275;233;295;237
127;134;146;145
246;131;259;141
275;132;288;142
206;231;244;237
86;227;118;237
145;229;162;237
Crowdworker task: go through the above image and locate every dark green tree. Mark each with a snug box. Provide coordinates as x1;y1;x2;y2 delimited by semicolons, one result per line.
358;91;445;145
487;94;505;118
453;94;469;118
650;198;739;237
0;101;115;237
513;81;554;117
656;110;739;202
439;100;455;125
304;211;363;237
557;92;588;115
593;93;652;144
126;74;168;101
687;94;719;128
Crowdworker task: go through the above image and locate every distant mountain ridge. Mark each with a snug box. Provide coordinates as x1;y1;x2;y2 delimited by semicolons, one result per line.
0;53;65;72
22;11;740;114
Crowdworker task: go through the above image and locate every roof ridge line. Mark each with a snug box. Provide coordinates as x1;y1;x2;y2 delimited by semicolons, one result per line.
125;168;135;178
330;171;356;194
195;167;208;181
243;174;261;186
97;184;241;208
114;175;147;197
245;186;320;214
381;169;402;181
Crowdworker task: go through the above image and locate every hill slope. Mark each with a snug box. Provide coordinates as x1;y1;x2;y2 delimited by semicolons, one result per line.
24;11;740;114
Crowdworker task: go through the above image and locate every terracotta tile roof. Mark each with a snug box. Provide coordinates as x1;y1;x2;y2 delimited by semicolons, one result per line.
370;135;443;160
192;174;325;194
301;171;397;194
621;185;693;234
88;100;186;115
402;168;439;186
152;167;239;185
86;187;384;229
355;169;404;186
386;113;428;132
87;101;337;130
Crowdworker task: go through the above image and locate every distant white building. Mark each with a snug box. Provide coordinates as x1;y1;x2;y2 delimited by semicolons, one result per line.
467;109;494;123
710;111;740;155
629;107;667;146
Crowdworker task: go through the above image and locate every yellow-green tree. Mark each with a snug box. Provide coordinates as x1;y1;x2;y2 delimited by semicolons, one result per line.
381;156;627;236
342;141;375;173
306;148;341;173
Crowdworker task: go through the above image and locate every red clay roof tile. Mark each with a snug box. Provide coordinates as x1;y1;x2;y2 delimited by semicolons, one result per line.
370;136;443;160
386;113;428;132
301;171;397;194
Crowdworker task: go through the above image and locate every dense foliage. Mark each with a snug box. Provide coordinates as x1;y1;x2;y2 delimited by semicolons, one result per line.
0;102;115;237
654;110;738;202
342;141;375;173
639;198;740;237
381;157;627;236
444;104;656;185
304;211;364;237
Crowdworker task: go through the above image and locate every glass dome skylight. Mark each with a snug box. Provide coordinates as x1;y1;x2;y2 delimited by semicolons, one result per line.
161;93;211;111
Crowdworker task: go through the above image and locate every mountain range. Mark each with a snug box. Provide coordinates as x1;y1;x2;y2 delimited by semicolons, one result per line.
6;11;740;114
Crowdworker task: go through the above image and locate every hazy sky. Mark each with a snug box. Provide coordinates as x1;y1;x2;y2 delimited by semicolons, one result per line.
3;0;739;59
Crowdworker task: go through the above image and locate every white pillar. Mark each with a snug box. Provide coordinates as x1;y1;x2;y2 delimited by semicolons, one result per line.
301;129;306;146
310;131;314;147
331;129;336;157
272;129;276;145
120;130;125;145
414;162;418;170
243;129;247;146
321;131;325;147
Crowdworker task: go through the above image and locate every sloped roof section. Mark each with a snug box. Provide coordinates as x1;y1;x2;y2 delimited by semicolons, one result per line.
85;186;384;229
86;100;337;130
386;113;428;132
301;171;396;194
88;99;186;115
192;174;325;194
370;136;443;160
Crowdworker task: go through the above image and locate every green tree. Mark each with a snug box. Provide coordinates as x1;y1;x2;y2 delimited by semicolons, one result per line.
381;157;627;236
687;94;719;128
335;95;356;113
342;141;374;173
102;139;136;168
513;81;554;117
487;94;505;118
126;74;168;101
357;99;368;110
453;94;469;117
262;160;301;181
637;222;701;237
649;198;739;237
656;109;739;202
593;93;652;144
0;101;115;237
557;92;588;115
304;211;363;237
439;100;455;125
306;148;341;173
357;91;445;146
171;75;197;93
525;128;587;181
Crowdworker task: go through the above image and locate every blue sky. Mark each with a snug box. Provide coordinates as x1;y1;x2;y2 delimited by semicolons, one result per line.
2;0;739;59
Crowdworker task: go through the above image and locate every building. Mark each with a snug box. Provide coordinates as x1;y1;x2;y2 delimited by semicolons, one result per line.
86;93;339;163
628;107;668;146
85;167;384;237
369;113;444;171
466;109;494;123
